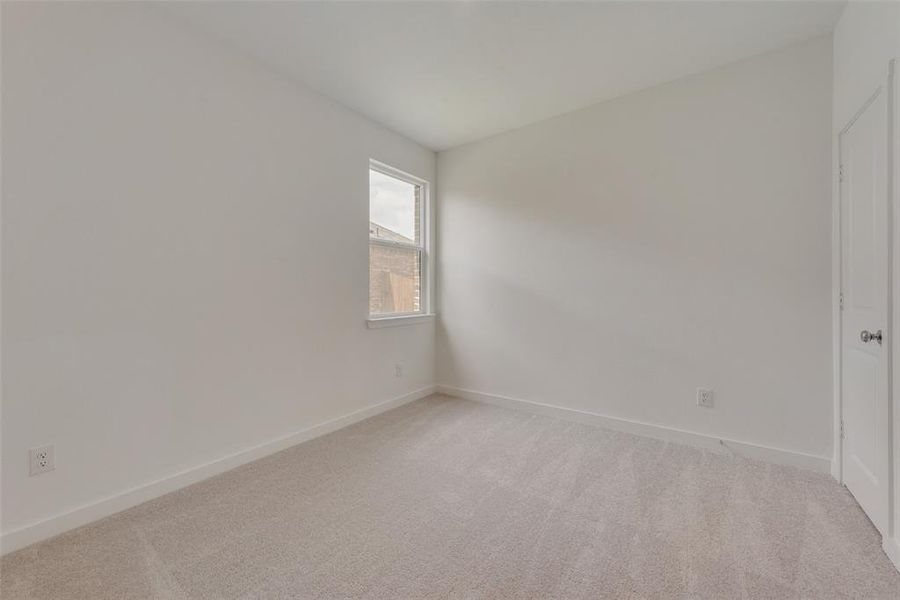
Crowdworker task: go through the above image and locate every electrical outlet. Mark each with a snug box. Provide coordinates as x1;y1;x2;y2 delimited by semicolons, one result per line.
29;445;55;476
697;388;714;408
395;363;403;378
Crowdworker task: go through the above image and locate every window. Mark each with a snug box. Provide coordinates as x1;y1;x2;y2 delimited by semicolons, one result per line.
368;161;430;320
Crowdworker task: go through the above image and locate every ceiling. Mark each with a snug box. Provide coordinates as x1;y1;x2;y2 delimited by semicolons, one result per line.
164;1;845;151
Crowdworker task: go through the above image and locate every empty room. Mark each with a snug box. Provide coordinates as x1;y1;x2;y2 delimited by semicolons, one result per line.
2;1;900;598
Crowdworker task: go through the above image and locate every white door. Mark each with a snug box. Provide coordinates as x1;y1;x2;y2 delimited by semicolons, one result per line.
840;86;890;534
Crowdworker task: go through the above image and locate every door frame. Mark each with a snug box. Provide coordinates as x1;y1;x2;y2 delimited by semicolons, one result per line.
889;57;900;568
833;60;896;541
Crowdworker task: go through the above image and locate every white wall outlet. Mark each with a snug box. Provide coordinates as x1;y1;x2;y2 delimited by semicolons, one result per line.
697;388;714;408
29;444;55;476
395;363;403;378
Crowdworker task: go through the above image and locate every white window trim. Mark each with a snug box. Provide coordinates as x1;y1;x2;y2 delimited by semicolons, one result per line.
367;159;435;327
366;313;435;329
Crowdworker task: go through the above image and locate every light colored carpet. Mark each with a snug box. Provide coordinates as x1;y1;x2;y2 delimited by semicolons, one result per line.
2;394;900;599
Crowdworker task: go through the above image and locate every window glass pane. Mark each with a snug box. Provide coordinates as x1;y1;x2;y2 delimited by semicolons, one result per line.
369;169;420;245
369;244;421;315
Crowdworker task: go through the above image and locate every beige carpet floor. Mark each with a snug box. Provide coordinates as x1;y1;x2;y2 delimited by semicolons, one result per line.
2;394;900;599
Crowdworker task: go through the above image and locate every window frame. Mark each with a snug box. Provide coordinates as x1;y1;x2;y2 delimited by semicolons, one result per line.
367;159;434;326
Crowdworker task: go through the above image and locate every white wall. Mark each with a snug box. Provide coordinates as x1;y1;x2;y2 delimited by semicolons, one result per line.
1;2;435;545
437;37;833;461
832;0;900;569
833;1;900;128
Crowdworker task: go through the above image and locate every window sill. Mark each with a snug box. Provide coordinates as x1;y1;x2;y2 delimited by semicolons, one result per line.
366;314;435;329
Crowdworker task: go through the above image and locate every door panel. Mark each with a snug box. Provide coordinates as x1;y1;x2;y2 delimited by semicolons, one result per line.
845;349;877;480
840;87;889;534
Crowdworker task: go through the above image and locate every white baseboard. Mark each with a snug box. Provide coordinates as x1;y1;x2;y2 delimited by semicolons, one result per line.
0;385;436;556
830;452;842;482
436;385;831;474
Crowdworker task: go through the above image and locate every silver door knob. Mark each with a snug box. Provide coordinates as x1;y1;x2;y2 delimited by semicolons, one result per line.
860;329;883;345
